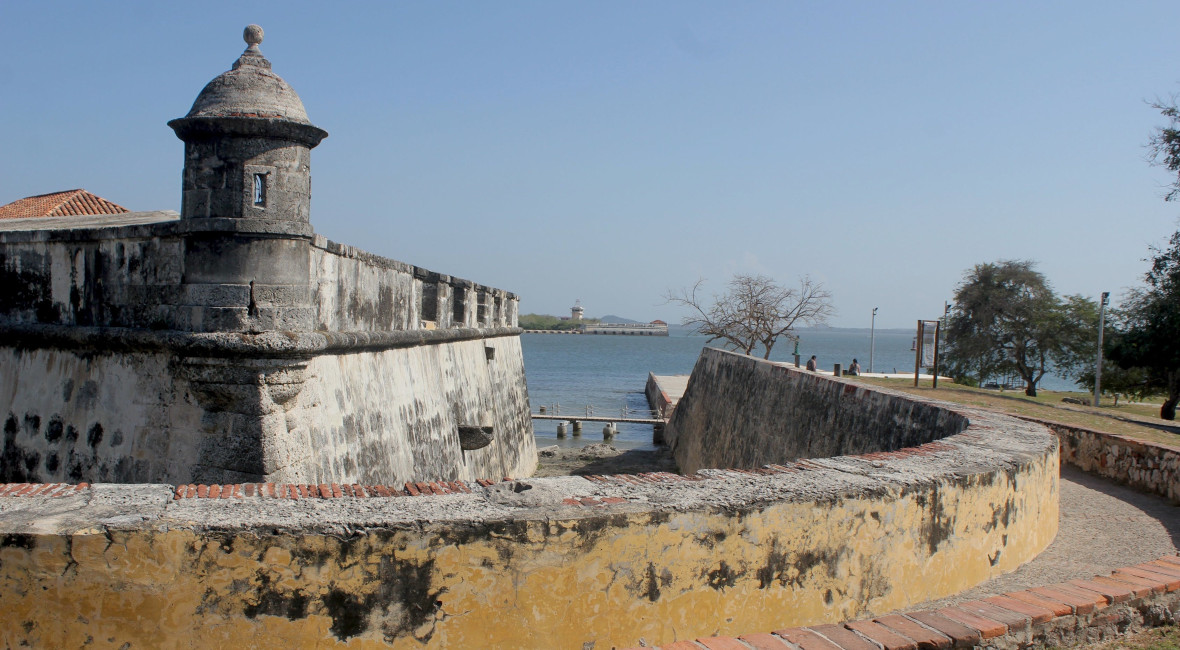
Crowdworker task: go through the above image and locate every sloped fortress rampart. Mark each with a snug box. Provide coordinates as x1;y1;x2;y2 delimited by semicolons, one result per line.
0;26;535;485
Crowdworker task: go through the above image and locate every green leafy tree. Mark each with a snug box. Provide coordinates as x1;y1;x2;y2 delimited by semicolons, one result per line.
1115;99;1180;419
1148;98;1180;201
943;261;1097;397
1106;231;1180;419
518;313;599;330
1050;294;1103;383
665;274;834;359
1075;354;1156;404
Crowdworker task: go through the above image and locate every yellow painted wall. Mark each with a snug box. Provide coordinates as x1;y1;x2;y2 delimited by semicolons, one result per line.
0;452;1057;649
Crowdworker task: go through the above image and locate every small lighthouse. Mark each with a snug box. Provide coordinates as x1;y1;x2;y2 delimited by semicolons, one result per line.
570;299;584;321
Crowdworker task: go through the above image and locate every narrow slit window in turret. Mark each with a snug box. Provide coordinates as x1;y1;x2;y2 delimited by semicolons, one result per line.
253;173;267;207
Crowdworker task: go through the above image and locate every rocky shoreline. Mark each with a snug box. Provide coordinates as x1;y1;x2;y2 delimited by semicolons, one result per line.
533;442;678;477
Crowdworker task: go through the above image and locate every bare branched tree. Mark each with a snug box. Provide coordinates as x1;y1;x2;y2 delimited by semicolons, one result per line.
665;274;834;359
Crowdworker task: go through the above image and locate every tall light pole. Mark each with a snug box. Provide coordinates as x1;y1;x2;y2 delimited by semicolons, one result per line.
870;307;878;373
942;301;952;357
1093;291;1110;407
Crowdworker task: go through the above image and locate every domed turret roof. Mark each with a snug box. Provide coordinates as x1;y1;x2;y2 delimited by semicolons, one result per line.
169;25;326;147
181;25;311;124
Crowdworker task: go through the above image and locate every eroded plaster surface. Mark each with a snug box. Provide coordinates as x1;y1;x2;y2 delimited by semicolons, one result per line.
0;352;1058;648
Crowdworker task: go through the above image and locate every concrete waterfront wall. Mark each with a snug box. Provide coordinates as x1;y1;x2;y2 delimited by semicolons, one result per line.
645;372;676;419
0;352;1058;648
0;425;1057;649
666;348;971;474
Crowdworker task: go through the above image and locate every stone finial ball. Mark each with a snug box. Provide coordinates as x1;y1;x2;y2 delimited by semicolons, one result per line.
243;24;264;46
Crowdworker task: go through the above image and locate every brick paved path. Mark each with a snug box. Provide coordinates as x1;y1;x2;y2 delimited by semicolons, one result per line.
905;464;1180;612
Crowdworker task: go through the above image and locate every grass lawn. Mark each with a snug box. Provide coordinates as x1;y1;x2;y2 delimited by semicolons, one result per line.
854;377;1180;448
1081;625;1180;649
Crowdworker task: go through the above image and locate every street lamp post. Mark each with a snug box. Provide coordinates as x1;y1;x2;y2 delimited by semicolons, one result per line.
942;301;952;359
870;307;878;374
1093;291;1110;407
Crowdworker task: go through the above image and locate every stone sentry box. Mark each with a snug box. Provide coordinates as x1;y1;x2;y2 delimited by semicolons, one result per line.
0;26;534;485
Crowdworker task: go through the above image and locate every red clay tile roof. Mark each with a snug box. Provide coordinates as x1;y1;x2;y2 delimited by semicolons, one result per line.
0;189;129;220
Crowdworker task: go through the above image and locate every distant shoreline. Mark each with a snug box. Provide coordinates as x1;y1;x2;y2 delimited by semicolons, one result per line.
522;325;919;335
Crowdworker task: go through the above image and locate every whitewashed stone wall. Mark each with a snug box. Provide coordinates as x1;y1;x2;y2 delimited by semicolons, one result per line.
0;331;532;485
297;336;534;483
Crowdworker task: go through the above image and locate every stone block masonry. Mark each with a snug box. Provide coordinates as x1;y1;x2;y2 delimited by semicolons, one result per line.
0;196;527;489
0;219;513;335
1032;417;1180;504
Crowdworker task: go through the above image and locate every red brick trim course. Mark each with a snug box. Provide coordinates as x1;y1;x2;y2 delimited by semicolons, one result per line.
0;483;89;497
621;555;1180;649
0;445;979;506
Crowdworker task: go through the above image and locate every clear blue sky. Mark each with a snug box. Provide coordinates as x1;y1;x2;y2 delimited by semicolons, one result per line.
3;2;1179;328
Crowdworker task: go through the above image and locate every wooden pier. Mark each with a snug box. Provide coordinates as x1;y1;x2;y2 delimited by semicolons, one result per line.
531;373;684;443
531;412;665;442
530;414;663;425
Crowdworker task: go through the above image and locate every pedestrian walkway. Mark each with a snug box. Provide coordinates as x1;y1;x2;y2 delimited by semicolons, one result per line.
910;463;1180;611
624;466;1180;649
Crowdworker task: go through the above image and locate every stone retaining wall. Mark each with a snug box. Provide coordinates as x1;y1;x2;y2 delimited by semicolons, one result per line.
1028;417;1180;504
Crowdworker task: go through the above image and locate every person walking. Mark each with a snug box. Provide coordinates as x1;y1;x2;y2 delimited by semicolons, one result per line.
806;355;817;371
848;358;861;376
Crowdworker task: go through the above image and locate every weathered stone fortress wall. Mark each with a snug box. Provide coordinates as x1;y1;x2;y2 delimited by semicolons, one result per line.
0;216;183;329
311;235;516;332
0;218;531;484
0;350;1058;648
0;221;513;335
665;348;970;473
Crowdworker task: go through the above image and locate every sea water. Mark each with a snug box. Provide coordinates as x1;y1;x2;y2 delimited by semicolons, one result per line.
522;328;1079;450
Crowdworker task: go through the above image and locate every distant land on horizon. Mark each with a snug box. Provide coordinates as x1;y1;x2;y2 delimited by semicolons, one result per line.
664;323;914;334
530;311;914;334
595;316;913;335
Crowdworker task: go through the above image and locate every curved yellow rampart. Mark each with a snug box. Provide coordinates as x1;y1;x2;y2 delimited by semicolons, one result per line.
0;352;1058;649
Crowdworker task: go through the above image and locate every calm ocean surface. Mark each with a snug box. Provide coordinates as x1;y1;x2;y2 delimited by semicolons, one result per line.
522;328;1080;450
